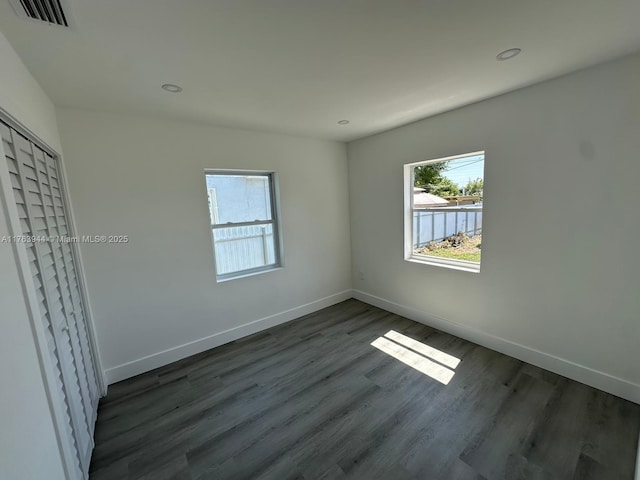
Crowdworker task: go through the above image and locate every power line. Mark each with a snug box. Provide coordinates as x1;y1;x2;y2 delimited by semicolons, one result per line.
443;158;484;173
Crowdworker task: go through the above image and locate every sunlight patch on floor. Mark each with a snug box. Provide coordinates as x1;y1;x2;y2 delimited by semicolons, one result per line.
383;330;460;369
370;330;460;385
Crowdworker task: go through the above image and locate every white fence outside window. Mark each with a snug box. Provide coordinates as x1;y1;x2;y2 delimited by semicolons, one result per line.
213;225;276;275
413;207;482;248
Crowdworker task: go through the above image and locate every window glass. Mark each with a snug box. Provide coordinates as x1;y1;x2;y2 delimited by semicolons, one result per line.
206;174;272;224
406;152;484;272
205;172;281;280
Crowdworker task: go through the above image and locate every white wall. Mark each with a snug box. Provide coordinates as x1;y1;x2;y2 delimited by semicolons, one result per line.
0;30;66;480
56;109;352;383
0;33;61;152
348;52;640;403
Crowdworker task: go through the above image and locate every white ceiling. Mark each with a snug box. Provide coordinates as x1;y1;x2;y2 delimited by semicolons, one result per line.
1;0;639;142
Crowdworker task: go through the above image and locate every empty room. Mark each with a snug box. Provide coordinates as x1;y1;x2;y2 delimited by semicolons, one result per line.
1;1;639;479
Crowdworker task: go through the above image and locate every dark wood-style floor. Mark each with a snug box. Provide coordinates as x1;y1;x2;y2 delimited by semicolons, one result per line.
90;299;640;480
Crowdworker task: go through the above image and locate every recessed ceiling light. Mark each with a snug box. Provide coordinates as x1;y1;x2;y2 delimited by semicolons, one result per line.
496;48;521;61
161;83;183;93
337;120;350;125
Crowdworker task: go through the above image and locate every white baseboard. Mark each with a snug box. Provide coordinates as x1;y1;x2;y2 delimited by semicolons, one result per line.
104;290;352;384
105;287;640;405
104;288;639;476
352;289;640;404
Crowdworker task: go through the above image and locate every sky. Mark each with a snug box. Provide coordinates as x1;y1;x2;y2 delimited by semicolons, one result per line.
441;154;484;188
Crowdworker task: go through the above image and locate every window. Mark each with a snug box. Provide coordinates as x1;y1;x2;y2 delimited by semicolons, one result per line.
205;171;282;281
404;151;485;273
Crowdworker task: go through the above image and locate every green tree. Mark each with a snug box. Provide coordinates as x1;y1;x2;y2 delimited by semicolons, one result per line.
414;163;460;196
414;163;448;190
429;177;460;196
413;162;460;197
465;178;484;196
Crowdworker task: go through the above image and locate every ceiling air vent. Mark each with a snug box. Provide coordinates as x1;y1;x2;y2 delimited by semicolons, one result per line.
9;0;70;28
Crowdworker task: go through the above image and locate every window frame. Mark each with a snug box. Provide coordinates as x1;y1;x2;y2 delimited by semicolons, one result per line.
404;151;484;274
205;169;283;282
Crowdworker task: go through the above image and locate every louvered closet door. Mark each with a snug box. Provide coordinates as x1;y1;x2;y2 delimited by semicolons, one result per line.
0;121;99;478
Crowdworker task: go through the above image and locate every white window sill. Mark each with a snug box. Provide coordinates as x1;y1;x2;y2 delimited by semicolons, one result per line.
217;265;283;283
405;254;480;273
